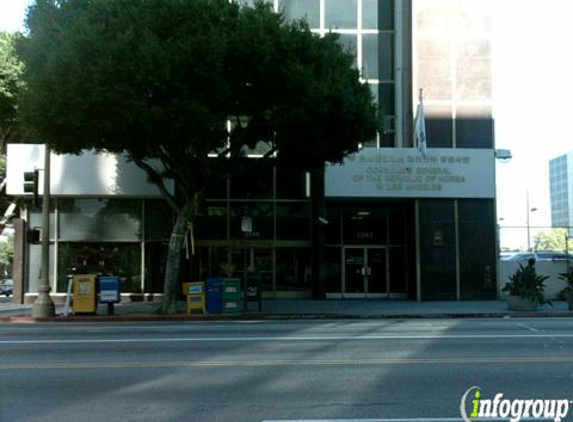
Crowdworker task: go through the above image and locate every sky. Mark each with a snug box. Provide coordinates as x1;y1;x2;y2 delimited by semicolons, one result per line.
493;0;573;248
1;0;572;250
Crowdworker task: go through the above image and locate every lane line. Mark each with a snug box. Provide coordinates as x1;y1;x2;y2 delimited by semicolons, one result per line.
260;419;554;422
2;356;573;370
517;323;540;333
3;333;573;345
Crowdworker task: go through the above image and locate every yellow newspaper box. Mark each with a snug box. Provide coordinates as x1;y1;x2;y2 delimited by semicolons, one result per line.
182;282;205;315
73;274;97;314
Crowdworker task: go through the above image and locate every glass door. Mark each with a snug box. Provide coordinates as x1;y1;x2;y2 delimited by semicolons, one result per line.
343;246;388;298
366;248;387;295
344;248;366;294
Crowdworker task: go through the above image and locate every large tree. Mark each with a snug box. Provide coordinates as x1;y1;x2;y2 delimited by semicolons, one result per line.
18;0;379;313
0;31;27;148
534;228;569;252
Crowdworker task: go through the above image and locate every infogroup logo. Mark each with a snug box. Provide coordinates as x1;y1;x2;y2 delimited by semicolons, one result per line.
460;386;571;422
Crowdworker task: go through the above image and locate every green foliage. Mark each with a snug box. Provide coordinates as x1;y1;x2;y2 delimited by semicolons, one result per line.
558;269;573;296
18;0;379;312
0;239;13;269
534;228;569;252
18;0;379;201
0;31;27;146
502;261;551;305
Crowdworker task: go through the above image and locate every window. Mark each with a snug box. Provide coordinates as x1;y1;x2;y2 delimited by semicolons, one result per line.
325;0;357;29
280;0;320;27
58;199;141;241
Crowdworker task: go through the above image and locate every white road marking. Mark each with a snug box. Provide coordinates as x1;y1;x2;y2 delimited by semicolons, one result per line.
261;418;554;422
1;333;573;345
517;322;540;332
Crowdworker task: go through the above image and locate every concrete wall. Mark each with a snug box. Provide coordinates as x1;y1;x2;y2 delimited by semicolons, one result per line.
6;144;173;198
498;260;570;300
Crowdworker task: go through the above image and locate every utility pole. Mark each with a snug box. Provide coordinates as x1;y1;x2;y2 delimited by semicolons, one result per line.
32;145;55;317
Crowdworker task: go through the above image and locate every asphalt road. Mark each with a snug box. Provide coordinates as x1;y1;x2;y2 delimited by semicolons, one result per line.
1;318;573;422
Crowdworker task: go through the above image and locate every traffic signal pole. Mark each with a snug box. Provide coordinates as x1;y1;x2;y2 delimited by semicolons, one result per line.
32;145;55;317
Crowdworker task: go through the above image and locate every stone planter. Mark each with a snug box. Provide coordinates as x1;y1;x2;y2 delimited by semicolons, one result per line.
506;295;537;311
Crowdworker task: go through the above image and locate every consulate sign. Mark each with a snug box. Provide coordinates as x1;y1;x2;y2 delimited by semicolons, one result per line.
325;148;495;199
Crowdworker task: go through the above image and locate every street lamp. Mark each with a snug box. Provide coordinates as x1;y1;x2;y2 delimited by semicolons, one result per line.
526;190;538;252
32;144;55;317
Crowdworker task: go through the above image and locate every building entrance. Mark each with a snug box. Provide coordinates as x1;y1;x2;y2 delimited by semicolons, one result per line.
343;246;389;298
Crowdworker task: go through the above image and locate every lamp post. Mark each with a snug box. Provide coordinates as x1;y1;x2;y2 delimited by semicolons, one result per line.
32;144;55;317
526;190;538;252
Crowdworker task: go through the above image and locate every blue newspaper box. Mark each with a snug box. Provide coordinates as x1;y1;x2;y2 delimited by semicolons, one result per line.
99;276;121;303
206;277;223;314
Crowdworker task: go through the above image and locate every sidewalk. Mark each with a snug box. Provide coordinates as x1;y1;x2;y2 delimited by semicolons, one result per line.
1;298;572;322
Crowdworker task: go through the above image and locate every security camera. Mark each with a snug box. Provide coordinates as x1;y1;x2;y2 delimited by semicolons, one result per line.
318;217;329;225
495;149;512;161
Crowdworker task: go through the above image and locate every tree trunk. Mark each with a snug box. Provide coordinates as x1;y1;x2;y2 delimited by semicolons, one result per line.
156;201;192;314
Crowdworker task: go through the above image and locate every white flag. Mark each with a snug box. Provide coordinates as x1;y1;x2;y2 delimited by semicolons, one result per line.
414;90;427;157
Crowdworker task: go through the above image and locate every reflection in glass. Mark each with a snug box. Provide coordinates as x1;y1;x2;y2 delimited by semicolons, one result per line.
195;202;228;240
229;163;273;199
276;248;311;292
325;0;357;29
335;33;358;68
362;34;379;80
144;199;174;241
379;33;394;80
280;0;320;27
57;242;142;293
58;199;141;241
230;202;273;239
28;244;55;293
28;201;56;239
276;203;310;240
362;0;378;29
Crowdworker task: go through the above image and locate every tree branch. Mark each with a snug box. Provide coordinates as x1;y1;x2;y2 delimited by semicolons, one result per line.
131;155;179;213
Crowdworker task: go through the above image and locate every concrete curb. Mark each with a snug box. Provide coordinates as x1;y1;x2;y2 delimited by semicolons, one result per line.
2;310;573;323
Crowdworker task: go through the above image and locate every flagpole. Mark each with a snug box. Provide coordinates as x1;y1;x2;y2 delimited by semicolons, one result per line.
414;88;427;157
416;88;423;149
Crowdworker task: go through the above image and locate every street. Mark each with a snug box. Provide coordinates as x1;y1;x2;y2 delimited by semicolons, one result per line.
1;318;573;422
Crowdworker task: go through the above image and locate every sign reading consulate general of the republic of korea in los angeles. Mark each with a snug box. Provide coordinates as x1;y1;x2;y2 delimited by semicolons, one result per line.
325;148;495;199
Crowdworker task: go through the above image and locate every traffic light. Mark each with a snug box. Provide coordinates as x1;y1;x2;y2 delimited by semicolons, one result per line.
23;170;40;207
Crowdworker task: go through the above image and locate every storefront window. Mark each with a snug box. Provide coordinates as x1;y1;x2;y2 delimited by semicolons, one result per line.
58;199;141;241
325;205;342;244
144;241;168;294
276;202;310;240
195;202;228;240
28;201;56;239
276;166;307;199
229;163;273;199
229;202;273;239
325;247;342;292
144;199;174;241
57;242;142;293
275;248;310;292
27;244;55;293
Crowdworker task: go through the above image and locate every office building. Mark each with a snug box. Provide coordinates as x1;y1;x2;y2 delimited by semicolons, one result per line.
7;0;498;303
549;152;571;229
